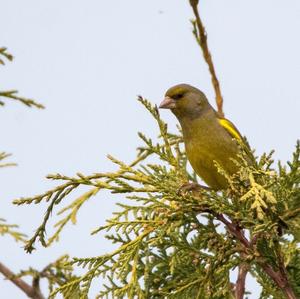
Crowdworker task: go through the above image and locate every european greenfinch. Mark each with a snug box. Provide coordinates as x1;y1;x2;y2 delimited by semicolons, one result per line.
159;84;253;190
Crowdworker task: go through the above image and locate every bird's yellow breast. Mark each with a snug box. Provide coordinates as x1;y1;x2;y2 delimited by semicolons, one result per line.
182;115;240;190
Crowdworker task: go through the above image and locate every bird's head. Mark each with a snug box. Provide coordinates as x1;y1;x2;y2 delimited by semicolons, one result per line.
159;84;210;120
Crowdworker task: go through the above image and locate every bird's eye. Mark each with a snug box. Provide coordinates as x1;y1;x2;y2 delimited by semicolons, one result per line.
173;93;183;100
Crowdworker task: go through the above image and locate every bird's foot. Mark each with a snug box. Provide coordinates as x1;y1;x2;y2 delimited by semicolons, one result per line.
177;182;210;195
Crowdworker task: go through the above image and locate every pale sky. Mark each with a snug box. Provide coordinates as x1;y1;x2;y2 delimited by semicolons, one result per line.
1;1;300;298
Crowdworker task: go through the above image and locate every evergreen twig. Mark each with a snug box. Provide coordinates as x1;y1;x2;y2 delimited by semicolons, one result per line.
0;90;44;109
0;47;13;64
0;218;27;242
0;152;17;168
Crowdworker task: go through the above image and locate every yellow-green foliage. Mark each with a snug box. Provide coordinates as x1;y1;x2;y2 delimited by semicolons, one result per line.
13;99;300;299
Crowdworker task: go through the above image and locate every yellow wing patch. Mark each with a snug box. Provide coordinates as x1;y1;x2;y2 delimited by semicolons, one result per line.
218;118;243;142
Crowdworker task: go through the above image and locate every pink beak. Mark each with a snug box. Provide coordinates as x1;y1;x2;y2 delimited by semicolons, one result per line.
159;96;176;109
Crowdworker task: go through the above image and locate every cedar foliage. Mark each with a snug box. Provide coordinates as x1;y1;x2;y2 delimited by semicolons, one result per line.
0;47;42;244
13;97;300;298
2;2;300;298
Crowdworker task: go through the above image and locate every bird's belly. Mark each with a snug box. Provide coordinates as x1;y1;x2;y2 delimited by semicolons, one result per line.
185;138;239;190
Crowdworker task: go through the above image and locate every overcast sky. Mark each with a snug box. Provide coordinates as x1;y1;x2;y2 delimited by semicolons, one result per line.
1;1;300;298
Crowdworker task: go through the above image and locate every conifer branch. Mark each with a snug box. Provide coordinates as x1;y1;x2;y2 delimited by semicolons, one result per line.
0;152;17;168
0;90;44;109
0;47;44;109
209;205;297;298
257;261;296;299
0;47;13;65
189;0;224;117
0;218;27;242
13;99;300;298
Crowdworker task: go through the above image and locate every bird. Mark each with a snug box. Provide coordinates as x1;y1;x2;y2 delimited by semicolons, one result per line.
159;84;253;190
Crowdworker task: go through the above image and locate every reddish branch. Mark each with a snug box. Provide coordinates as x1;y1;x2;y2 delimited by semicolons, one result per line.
215;214;249;298
190;164;296;295
214;213;296;299
258;262;296;299
194;204;296;298
189;0;224;117
235;262;249;299
0;261;44;299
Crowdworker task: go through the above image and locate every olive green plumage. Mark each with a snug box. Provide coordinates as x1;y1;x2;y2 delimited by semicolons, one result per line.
159;84;253;190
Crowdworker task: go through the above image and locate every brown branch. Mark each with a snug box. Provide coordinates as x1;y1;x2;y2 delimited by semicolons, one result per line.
257;261;296;299
276;241;296;299
0;261;45;299
211;213;296;298
216;216;249;299
189;0;224;117
215;214;250;248
186;184;296;298
235;257;249;299
218;220;296;298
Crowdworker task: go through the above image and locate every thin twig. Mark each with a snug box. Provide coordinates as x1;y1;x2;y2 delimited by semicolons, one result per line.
189;0;224;117
0;261;45;299
0;47;13;65
0;90;44;109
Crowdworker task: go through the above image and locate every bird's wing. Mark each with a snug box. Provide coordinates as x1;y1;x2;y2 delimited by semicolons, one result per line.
218;118;243;142
218;117;256;164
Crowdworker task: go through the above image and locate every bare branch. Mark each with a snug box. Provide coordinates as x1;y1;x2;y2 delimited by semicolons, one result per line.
0;262;45;299
189;0;224;117
235;260;249;299
257;261;296;299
